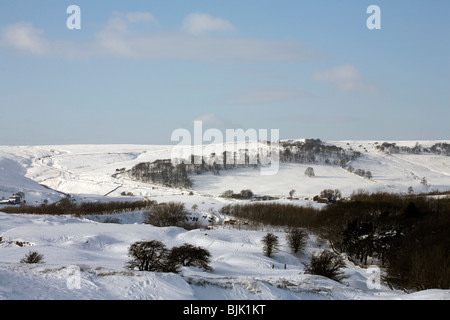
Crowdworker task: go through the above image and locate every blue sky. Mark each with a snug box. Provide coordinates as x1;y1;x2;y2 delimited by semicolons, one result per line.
0;0;449;145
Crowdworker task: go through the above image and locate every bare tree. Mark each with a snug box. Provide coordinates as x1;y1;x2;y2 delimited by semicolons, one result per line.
286;228;308;254
304;167;315;177
126;240;168;272
289;189;296;199
420;177;428;187
261;233;280;257
167;243;212;272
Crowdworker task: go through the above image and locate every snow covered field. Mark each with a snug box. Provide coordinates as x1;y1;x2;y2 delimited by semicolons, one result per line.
2;140;449;205
1;212;448;300
0;141;449;300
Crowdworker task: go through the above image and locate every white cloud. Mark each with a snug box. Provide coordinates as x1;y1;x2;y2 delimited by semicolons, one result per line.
224;87;309;105
0;22;49;55
91;16;314;63
0;14;317;64
125;12;158;24
94;17;135;58
182;12;235;36
312;64;377;94
193;113;236;129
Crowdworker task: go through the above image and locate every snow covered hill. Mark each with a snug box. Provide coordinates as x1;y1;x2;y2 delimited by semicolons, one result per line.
0;140;449;300
1;140;449;204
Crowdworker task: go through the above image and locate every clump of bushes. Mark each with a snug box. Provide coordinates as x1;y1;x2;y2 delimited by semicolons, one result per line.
143;201;202;229
221;191;450;291
126;240;212;273
303;251;348;283
144;202;188;227
221;189;254;199
120;191;134;196
319;189;342;200
220;202;319;228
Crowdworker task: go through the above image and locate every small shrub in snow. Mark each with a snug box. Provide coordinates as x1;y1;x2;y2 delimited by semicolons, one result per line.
20;251;45;264
304;167;315;177
221;190;234;198
240;189;254;199
303;251;348;283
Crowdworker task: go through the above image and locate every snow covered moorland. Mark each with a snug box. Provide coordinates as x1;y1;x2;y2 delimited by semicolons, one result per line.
0;140;449;300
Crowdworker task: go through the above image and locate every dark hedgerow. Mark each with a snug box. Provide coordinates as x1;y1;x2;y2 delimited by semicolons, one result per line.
1;198;156;216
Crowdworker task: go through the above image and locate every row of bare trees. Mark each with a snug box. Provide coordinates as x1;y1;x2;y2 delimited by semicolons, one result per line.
261;231;347;283
261;229;308;257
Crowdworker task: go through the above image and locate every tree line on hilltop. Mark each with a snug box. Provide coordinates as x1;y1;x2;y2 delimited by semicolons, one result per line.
376;141;450;156
129;139;362;188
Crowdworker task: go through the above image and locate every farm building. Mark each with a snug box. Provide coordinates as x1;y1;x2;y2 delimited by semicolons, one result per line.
8;195;21;205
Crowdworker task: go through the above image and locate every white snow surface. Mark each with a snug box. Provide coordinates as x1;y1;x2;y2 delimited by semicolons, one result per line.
0;141;449;300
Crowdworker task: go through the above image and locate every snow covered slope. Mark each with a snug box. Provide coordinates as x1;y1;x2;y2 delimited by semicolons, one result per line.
0;212;448;300
0;141;449;300
1;140;448;204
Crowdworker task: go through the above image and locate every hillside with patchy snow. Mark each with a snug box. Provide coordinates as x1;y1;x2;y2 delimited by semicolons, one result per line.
0;140;449;300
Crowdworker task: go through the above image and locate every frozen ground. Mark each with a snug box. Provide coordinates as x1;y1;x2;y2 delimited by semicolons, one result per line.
0;140;449;300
